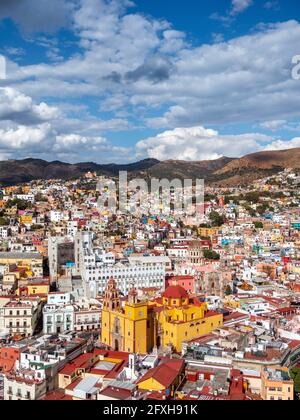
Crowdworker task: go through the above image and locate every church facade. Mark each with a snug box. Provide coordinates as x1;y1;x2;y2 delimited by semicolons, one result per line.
101;278;223;353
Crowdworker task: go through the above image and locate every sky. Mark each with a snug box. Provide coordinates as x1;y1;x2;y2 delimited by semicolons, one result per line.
0;0;300;163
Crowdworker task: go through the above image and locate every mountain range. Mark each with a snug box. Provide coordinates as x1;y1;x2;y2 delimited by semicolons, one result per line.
1;147;300;187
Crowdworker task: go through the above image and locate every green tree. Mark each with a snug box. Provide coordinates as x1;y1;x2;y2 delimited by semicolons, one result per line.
225;285;233;296
35;193;47;202
6;198;32;211
254;221;264;229
0;217;8;226
203;249;220;260
209;211;225;227
290;368;300;394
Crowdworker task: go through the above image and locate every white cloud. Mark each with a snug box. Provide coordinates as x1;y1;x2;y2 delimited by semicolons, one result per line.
0;87;60;124
0;0;75;33
54;133;108;152
265;137;300;151
1;1;300;163
136;126;272;161
210;0;253;24
0;123;53;151
264;1;280;11
0;122;130;162
7;5;300;133
230;0;253;16
260;120;287;130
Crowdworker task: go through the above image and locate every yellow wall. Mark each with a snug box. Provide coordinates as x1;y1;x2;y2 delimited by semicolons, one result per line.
58;373;76;389
16;284;50;296
158;310;223;352
137;377;165;392
101;301;149;353
20;215;33;225
198;227;219;237
0;256;42;266
261;367;294;401
101;296;223;354
224;296;241;309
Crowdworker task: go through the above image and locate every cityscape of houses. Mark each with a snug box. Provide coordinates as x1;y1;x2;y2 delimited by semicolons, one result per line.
0;168;299;401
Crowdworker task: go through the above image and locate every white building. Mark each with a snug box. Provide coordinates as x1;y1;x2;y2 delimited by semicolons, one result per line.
43;293;74;335
167;245;188;259
84;256;170;297
15;194;35;203
2;299;43;337
74;307;101;332
0;226;10;239
4;371;46;400
50;211;65;223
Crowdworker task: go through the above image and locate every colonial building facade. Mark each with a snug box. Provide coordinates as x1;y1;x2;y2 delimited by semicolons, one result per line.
101;278;223;353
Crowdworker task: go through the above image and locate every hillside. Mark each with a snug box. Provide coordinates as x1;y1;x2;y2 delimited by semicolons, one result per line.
216;148;300;174
1;147;300;187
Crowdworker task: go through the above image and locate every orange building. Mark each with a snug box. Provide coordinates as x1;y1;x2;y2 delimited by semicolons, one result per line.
261;366;294;401
0;346;24;373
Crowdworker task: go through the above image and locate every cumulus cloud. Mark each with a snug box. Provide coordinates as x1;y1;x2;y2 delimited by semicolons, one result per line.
264;137;300;151
0;87;60;124
0;123;53;151
136;126;273;161
7;3;300;133
1;0;300;163
144;20;300;128
0;0;75;33
54;134;107;153
125;57;174;84
0;121;130;162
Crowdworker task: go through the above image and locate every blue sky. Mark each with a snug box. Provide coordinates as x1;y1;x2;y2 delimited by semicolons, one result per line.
0;0;300;163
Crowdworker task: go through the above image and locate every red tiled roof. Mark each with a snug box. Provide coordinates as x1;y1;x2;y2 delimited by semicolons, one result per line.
59;353;94;375
43;391;72;401
99;386;131;400
137;359;184;389
276;307;297;314
65;378;82;391
162;286;188;300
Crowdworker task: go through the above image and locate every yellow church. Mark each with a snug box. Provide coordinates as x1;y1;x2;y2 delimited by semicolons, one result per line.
101;278;223;353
